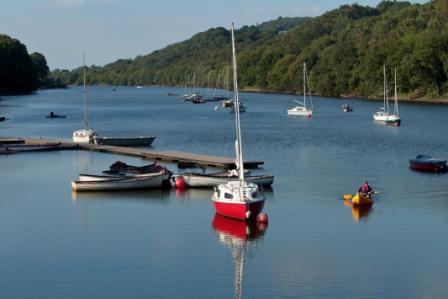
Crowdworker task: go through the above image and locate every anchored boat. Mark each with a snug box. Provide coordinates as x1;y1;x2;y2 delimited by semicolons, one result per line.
287;62;313;117
373;66;401;126
72;52;96;143
211;23;266;221
71;172;164;192
409;155;448;173
178;171;273;188
92;135;155;146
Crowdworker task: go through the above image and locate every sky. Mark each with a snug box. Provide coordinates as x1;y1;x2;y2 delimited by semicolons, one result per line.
0;0;428;70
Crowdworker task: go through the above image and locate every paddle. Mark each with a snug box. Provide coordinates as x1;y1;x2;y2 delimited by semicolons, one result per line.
343;191;381;201
343;194;354;201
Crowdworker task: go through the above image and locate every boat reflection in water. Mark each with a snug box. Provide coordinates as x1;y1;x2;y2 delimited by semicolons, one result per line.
212;214;268;299
342;198;373;223
174;188;212;201
71;188;170;202
351;205;373;222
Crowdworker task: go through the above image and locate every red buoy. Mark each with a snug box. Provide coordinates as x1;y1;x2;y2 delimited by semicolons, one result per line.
256;212;269;223
174;176;186;190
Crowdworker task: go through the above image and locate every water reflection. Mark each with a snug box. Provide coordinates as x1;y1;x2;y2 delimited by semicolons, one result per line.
342;199;373;223
174;188;212;201
71;188;171;203
351;205;373;222
211;215;268;299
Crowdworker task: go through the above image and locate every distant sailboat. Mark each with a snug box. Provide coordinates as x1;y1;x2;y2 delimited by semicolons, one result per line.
342;103;353;112
342;99;353;112
287;62;313;117
373;65;400;126
73;52;96;143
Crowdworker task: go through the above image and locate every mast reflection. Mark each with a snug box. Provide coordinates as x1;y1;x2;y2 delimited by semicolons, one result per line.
211;214;268;299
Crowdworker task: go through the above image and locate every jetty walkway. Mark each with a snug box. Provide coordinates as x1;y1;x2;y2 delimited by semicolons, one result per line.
0;137;264;169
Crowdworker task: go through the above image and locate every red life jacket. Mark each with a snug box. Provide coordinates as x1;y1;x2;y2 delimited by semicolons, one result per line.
361;184;370;193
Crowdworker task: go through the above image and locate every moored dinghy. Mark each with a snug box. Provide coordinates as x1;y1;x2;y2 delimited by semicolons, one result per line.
178;171;274;188
104;161;173;186
78;171;164;182
409;155;448;173
71;172;164;192
92;135;156;146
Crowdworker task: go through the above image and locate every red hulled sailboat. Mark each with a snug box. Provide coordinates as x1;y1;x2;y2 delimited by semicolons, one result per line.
211;23;266;220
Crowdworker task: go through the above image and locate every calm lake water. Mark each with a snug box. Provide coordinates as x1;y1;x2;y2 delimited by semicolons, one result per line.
1;86;448;299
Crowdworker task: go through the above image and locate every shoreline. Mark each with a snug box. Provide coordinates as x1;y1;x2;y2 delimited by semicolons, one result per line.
238;87;448;104
39;84;448;104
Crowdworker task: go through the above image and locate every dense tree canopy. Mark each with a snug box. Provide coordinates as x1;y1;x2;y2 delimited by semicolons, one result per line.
0;34;38;94
30;52;49;86
0;35;56;95
52;1;448;99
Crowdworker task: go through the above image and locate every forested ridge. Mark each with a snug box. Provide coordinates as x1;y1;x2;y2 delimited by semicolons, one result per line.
52;0;448;99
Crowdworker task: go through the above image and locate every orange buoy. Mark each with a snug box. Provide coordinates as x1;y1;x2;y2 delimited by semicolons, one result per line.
256;212;269;223
174;176;186;190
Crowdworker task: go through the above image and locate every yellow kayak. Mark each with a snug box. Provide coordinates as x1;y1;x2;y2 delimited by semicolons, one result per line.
351;193;373;206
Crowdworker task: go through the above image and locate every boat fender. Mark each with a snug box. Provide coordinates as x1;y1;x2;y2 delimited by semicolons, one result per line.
257;212;269;224
174;176;186;190
245;211;251;219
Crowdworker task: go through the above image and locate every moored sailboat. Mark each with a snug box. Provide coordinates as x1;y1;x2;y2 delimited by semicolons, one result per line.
211;23;266;221
287;62;313;117
373;65;400;126
73;52;96;143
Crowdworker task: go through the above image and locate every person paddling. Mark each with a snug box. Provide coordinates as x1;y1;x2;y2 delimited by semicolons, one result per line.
358;180;373;198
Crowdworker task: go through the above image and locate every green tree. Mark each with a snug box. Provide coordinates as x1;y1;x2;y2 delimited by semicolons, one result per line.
0;34;38;94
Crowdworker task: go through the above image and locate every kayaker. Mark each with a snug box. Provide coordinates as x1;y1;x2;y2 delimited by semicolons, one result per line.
358;180;373;198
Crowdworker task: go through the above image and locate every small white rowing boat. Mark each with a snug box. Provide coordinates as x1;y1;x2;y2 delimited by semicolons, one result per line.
78;171;164;182
71;173;164;192
178;172;274;188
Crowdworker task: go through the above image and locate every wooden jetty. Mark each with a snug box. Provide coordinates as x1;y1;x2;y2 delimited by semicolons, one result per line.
1;137;264;169
0;138;25;145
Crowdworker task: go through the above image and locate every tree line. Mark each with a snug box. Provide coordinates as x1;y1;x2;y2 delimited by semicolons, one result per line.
0;34;64;95
52;0;448;99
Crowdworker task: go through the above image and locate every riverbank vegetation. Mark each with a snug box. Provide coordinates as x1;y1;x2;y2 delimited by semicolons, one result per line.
0;35;64;95
47;0;448;100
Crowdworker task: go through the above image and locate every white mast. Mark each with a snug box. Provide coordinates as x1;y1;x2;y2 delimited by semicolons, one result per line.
383;64;389;113
226;66;229;100
394;67;399;116
231;23;245;181
303;62;306;107
82;51;88;130
184;73;187;96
